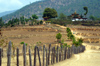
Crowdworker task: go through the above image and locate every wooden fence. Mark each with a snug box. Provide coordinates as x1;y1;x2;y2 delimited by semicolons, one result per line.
0;41;85;66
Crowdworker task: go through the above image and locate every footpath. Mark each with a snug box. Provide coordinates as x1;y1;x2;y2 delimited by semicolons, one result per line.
50;49;100;66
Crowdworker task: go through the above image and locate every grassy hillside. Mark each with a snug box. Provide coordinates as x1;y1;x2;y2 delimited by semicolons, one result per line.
2;0;100;22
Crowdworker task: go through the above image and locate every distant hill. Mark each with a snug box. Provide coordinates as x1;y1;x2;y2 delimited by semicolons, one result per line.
2;0;100;22
0;10;16;17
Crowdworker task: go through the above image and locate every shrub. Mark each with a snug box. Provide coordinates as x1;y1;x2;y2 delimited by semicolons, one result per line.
56;33;62;39
20;42;28;46
69;34;75;40
61;39;64;44
67;31;72;36
66;28;71;33
78;38;83;44
40;20;43;24
67;45;71;47
64;43;67;47
20;42;24;44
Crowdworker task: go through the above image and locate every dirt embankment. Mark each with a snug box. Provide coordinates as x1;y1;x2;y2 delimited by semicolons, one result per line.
2;27;58;32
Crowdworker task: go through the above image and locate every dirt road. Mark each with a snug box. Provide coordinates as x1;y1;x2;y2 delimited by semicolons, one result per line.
50;49;100;66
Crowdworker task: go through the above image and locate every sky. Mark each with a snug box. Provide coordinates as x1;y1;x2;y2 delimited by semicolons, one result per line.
0;0;40;13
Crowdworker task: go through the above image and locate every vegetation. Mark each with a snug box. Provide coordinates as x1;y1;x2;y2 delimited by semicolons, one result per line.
43;8;58;19
66;28;83;47
60;39;71;48
2;0;100;21
32;14;38;19
20;16;25;25
36;41;42;46
66;28;71;33
59;13;67;20
66;28;75;40
0;17;4;28
20;42;28;46
56;33;62;39
83;6;88;17
56;33;62;42
0;14;42;28
0;38;8;47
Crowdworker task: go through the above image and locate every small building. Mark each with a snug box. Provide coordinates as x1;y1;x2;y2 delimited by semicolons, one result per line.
45;21;51;24
70;11;87;21
43;16;49;21
43;16;51;24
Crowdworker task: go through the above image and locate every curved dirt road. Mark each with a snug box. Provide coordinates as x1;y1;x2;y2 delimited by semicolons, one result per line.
50;49;100;66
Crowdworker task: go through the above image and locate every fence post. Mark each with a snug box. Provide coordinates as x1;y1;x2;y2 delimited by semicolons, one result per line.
34;46;37;66
72;45;74;54
7;41;12;66
43;45;45;66
13;49;15;56
70;48;72;57
53;47;55;63
59;48;61;61
29;46;32;66
62;48;64;61
53;47;54;64
1;48;3;57
64;47;67;60
16;47;19;66
37;47;41;66
46;48;48;66
78;46;80;53
23;43;26;66
51;47;53;64
48;44;51;65
56;46;59;63
0;48;2;66
67;47;70;59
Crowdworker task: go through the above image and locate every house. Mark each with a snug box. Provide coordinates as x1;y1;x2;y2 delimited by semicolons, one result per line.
43;16;49;21
70;11;87;21
43;16;51;24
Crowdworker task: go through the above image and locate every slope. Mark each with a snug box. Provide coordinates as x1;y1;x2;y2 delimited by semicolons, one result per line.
2;0;100;22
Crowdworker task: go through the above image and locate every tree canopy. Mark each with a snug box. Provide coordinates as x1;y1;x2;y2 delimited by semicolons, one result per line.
43;8;58;19
32;14;38;19
83;6;88;17
59;13;67;20
0;17;3;27
89;15;95;20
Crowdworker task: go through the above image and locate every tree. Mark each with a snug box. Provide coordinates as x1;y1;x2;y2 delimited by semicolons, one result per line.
20;16;25;25
59;13;67;20
43;8;58;19
40;20;43;24
32;14;38;19
56;33;62;42
83;6;88;17
66;28;71;33
0;17;4;27
89;15;95;21
25;18;29;23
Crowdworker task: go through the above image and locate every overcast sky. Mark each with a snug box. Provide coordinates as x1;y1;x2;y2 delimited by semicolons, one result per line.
0;0;40;13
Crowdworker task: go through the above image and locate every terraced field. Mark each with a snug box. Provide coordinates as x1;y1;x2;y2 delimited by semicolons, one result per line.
67;25;100;50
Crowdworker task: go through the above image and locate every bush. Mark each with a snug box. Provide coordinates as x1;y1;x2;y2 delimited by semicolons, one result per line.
20;42;28;45
40;20;43;24
56;33;62;39
20;42;24;44
69;34;75;40
78;38;83;43
67;31;72;37
66;28;71;33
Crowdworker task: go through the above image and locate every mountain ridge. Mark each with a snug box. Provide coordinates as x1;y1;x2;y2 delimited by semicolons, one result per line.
2;0;100;22
0;10;16;17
